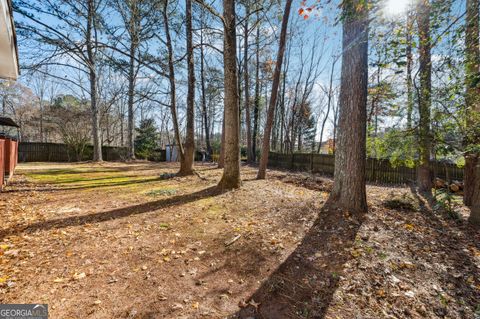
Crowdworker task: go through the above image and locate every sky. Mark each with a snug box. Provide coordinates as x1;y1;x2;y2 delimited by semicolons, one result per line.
11;0;468;143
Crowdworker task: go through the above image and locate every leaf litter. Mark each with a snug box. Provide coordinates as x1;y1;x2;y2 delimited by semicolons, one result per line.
0;162;478;319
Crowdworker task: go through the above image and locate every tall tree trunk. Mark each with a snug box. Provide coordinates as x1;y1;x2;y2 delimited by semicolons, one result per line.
252;15;260;161
280;48;290;154
218;113;225;168
125;0;139;160
127;41;137;160
218;0;241;190
417;0;432;193
327;0;368;213
279;75;285;153
179;0;195;176
272;97;280;151
200;16;212;158
252;24;260;162
163;0;185;162
244;4;253;163
257;0;293;179
120;112;124;146
464;0;480;207
39;99;44;142
406;12;414;130
317;58;336;153
469;162;480;225
87;0;102;162
297;129;302;151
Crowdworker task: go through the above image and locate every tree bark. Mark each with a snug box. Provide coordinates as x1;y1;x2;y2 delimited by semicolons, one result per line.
417;0;432;193
87;0;102;162
127;29;137;160
244;4;253;163
469;162;480;225
218;113;225;168
257;0;293;179
327;0;369;213
179;0;195;176
464;0;480;206
218;0;241;190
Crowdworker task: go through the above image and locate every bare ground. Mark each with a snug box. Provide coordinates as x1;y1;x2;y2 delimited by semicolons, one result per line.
0;162;478;319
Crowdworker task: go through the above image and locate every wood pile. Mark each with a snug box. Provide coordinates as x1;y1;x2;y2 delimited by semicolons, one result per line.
434;178;464;194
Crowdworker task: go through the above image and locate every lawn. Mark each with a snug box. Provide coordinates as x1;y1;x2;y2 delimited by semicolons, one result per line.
0;162;479;318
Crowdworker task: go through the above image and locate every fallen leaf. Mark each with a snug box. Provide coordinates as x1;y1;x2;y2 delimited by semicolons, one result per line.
73;272;86;280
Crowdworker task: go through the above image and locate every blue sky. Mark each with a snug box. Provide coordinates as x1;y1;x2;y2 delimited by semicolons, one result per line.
12;0;468;142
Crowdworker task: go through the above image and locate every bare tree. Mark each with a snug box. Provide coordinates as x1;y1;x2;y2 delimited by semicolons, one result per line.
318;56;338;153
257;0;293;179
15;0;106;161
163;0;185;171
109;0;160;160
199;9;213;158
252;10;261;160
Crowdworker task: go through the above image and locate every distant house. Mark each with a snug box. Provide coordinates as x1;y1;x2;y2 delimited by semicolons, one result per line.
0;0;19;80
318;138;335;154
165;144;179;162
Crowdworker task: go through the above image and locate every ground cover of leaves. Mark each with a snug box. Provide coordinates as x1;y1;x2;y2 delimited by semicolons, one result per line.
0;162;478;319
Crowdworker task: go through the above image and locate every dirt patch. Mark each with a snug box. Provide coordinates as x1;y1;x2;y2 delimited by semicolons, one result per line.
270;171;333;193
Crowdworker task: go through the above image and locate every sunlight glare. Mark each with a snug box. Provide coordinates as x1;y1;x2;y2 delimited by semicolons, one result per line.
383;0;411;18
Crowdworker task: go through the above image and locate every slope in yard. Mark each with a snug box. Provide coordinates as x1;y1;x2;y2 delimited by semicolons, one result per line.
0;162;479;319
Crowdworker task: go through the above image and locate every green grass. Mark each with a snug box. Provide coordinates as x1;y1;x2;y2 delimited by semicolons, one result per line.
24;166;168;192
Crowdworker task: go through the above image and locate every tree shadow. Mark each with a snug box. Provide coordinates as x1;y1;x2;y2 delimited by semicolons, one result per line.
0;186;221;240
230;205;366;319
3;177;166;193
407;186;480;315
19;163;181;177
23;168;124;176
30;175;142;185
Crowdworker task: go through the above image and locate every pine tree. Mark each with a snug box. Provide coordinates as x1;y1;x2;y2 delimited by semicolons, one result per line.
134;118;158;159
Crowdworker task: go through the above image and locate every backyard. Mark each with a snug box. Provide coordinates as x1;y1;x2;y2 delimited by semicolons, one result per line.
0;162;479;318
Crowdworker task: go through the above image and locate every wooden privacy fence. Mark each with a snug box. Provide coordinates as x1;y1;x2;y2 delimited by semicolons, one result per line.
0;136;19;190
268;152;464;184
18;142;127;162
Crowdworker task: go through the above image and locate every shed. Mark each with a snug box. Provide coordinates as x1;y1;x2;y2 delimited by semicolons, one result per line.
165;144;179;162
